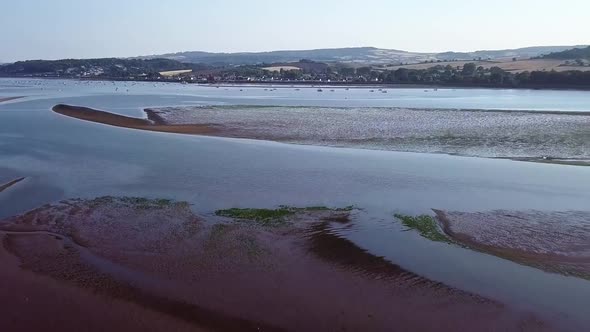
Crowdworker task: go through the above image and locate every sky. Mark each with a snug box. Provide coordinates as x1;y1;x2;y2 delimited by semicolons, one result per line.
0;0;588;62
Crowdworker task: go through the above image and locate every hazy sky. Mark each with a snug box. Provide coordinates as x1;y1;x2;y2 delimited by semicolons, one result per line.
1;0;588;61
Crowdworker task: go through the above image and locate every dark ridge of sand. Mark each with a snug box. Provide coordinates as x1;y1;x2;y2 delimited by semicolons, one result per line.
434;209;590;280
0;197;551;331
0;177;25;193
0;96;23;103
52;104;222;135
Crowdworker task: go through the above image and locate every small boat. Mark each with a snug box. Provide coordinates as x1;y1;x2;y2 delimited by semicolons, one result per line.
382;90;388;93
317;88;323;92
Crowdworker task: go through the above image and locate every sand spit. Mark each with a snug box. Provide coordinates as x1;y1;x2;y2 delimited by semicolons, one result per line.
0;177;25;193
52;104;221;135
53;104;590;165
435;210;590;280
0;96;23;103
0;197;551;331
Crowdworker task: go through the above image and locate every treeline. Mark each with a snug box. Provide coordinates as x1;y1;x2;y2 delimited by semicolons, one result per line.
540;46;590;60
0;58;192;77
376;64;590;88
243;62;590;88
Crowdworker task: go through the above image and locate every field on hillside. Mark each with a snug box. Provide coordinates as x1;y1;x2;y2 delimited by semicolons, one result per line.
261;66;301;72
159;69;193;76
385;59;590;73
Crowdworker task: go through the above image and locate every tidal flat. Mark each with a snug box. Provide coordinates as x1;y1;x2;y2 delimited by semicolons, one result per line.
0;197;553;331
54;103;590;165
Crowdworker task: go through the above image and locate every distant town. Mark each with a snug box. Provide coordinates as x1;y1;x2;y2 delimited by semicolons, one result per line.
1;46;590;89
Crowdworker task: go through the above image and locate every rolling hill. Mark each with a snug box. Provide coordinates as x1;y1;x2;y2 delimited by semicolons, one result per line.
142;45;588;65
541;46;590;59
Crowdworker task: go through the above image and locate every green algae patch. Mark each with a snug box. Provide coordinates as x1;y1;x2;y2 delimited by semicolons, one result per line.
395;214;452;244
215;205;355;225
215;208;295;224
298;205;355;212
86;196;188;210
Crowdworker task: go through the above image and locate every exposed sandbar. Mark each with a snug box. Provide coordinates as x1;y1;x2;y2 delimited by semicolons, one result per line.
52;104;221;135
0;96;23;103
0;197;551;331
53;104;590;165
0;177;25;193
435;209;590;279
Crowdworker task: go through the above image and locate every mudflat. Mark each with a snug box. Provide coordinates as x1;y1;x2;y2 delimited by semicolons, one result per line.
0;197;551;331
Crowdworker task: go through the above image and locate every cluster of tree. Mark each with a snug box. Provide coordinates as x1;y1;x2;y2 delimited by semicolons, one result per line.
375;64;590;87
3;56;590;88
231;62;590;88
540;46;590;60
0;58;193;77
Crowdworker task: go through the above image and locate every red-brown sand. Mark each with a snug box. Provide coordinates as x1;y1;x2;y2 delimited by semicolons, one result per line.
53;104;221;135
0;197;552;331
0;233;207;332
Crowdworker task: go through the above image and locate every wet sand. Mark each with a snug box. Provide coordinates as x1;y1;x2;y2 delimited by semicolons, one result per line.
0;96;23;103
53;104;221;135
0;177;25;193
435;210;590;280
0;197;551;331
52;104;590;165
0;236;204;332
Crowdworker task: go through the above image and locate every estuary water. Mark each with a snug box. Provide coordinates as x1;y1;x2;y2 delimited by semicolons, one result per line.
2;78;590;329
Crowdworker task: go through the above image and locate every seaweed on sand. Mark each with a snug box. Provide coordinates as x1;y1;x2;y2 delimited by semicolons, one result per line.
394;214;453;244
215;205;355;225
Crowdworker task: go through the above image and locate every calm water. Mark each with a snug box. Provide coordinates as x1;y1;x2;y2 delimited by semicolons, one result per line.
1;78;590;329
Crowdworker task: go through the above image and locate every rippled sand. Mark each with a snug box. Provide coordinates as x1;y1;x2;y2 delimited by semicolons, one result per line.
148;105;590;161
436;210;590;279
0;197;550;331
